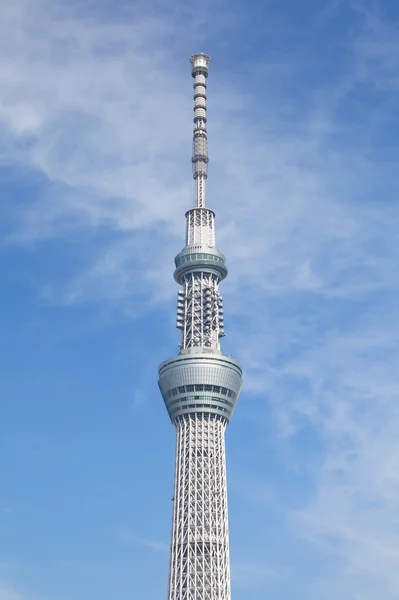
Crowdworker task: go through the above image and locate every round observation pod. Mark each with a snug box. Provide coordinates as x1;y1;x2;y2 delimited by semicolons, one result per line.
174;246;228;284
158;351;243;424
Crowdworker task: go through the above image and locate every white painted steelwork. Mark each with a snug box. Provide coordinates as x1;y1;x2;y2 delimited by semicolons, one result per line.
169;413;230;600
158;54;242;600
185;208;215;248
190;53;210;209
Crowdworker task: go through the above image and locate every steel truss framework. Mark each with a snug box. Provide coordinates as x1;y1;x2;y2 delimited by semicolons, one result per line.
159;53;243;600
168;413;230;600
186;208;215;248
178;272;223;350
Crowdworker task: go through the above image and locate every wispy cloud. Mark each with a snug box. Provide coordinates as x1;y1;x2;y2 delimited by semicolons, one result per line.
0;573;31;600
139;538;169;554
0;588;25;600
231;564;282;589
116;528;168;553
1;0;399;598
2;0;395;305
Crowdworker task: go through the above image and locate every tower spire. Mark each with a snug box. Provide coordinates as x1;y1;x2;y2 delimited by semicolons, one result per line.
190;53;210;209
158;54;243;600
183;54;215;249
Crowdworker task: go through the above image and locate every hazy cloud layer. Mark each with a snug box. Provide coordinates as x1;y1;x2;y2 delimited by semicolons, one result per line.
1;0;399;598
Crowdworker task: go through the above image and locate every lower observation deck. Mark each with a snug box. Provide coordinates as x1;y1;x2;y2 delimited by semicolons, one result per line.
158;349;242;424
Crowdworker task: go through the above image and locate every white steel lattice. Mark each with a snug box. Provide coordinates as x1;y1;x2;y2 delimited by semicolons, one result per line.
178;273;223;350
168;413;231;600
186;209;215;247
159;54;242;600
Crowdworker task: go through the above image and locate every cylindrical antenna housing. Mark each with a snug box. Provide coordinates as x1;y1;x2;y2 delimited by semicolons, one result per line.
190;54;210;208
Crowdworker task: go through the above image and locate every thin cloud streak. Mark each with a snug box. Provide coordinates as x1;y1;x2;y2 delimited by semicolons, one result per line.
116;527;169;553
1;0;399;599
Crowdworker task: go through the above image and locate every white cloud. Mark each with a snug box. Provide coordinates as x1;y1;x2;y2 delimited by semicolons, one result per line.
0;589;23;600
0;564;28;600
1;0;399;598
115;527;168;553
231;564;281;589
0;580;31;600
239;306;399;594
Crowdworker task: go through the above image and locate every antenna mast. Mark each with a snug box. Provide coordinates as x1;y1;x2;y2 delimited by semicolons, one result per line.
190;53;210;209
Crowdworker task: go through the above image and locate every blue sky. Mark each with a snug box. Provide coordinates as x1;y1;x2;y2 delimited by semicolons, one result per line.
1;0;399;598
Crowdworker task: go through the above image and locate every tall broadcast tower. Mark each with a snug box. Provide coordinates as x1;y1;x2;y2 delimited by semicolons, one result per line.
158;54;243;600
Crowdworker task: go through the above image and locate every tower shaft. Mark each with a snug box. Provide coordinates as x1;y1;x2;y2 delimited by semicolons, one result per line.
158;54;243;600
169;414;230;600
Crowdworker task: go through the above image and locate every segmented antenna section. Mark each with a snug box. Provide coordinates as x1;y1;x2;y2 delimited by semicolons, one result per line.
190;53;210;209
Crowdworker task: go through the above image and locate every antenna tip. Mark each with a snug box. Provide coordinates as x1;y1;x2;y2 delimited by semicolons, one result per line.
190;53;210;77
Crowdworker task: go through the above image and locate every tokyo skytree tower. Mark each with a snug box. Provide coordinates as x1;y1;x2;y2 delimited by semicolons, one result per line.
158;54;243;600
